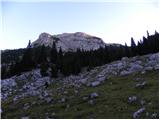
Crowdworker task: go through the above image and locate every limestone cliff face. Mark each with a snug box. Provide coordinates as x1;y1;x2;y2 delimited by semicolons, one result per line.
31;32;107;52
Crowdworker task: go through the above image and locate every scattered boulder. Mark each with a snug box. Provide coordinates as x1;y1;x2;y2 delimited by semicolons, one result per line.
60;98;66;103
154;64;159;70
21;116;29;119
52;112;56;116
74;90;79;94
140;100;146;106
135;81;147;88
88;100;94;105
133;107;145;118
121;57;129;61
96;75;106;82
151;112;158;118
90;81;101;87
128;96;137;103
141;70;146;74
90;92;99;99
23;103;30;110
120;70;131;76
80;78;87;84
134;78;142;81
129;64;143;72
149;53;159;61
64;91;68;94
144;66;153;71
45;97;52;103
145;112;149;117
82;96;88;101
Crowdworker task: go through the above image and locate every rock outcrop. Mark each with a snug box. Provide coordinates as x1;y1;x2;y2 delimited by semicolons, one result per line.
31;32;107;52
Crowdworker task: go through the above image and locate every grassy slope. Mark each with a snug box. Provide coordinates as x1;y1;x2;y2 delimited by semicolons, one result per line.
2;70;159;119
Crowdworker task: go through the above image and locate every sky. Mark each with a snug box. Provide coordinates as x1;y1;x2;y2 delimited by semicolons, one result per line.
0;0;159;50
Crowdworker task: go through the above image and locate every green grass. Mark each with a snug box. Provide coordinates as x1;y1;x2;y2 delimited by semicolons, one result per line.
2;70;159;119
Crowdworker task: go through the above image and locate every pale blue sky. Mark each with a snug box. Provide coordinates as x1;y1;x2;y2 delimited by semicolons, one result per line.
0;0;159;50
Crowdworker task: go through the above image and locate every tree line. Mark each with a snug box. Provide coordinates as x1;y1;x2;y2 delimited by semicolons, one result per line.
1;31;159;79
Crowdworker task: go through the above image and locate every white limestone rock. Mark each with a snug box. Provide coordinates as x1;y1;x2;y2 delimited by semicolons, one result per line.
31;32;107;52
133;107;145;118
90;81;101;87
90;92;99;99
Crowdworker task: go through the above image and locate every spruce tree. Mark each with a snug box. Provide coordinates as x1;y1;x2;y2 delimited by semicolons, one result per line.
50;42;58;64
131;37;137;56
40;62;48;77
51;64;58;78
27;40;31;48
124;43;130;57
20;48;35;71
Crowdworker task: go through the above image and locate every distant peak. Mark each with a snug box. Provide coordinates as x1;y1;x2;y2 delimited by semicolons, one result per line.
74;32;90;36
39;32;52;39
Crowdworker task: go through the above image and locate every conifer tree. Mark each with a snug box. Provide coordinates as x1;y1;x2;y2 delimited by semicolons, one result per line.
20;48;35;71
27;40;31;48
131;37;137;56
50;42;58;64
51;64;58;78
40;62;48;77
124;43;130;57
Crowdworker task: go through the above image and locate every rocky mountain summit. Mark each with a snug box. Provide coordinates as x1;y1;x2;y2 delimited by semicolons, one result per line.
1;53;159;118
31;32;107;52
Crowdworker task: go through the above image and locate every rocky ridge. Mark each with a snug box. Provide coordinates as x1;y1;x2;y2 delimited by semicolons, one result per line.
31;32;107;52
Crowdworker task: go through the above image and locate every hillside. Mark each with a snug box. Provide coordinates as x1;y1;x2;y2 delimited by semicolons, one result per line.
1;53;159;119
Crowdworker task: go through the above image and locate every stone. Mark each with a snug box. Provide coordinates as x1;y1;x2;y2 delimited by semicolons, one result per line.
52;112;56;116
13;96;19;102
23;103;30;110
96;76;106;82
82;96;88;101
129;64;143;72
61;98;66;103
21;116;29;119
64;91;68;94
120;70;131;76
45;97;52;103
149;53;159;61
66;104;70;109
144;66;153;71
154;64;159;70
141;71;146;74
148;102;152;105
43;91;49;97
151;112;158;118
140;100;146;106
90;92;99;99
117;62;124;70
88;100;94;105
80;78;87;84
133;107;145;118
90;81;101;87
147;60;157;67
122;57;129;61
128;96;137;103
146;112;149;117
135;78;142;81
136;81;147;88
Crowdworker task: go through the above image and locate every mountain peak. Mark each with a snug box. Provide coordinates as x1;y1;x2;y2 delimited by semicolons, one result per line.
31;32;106;52
39;32;52;39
